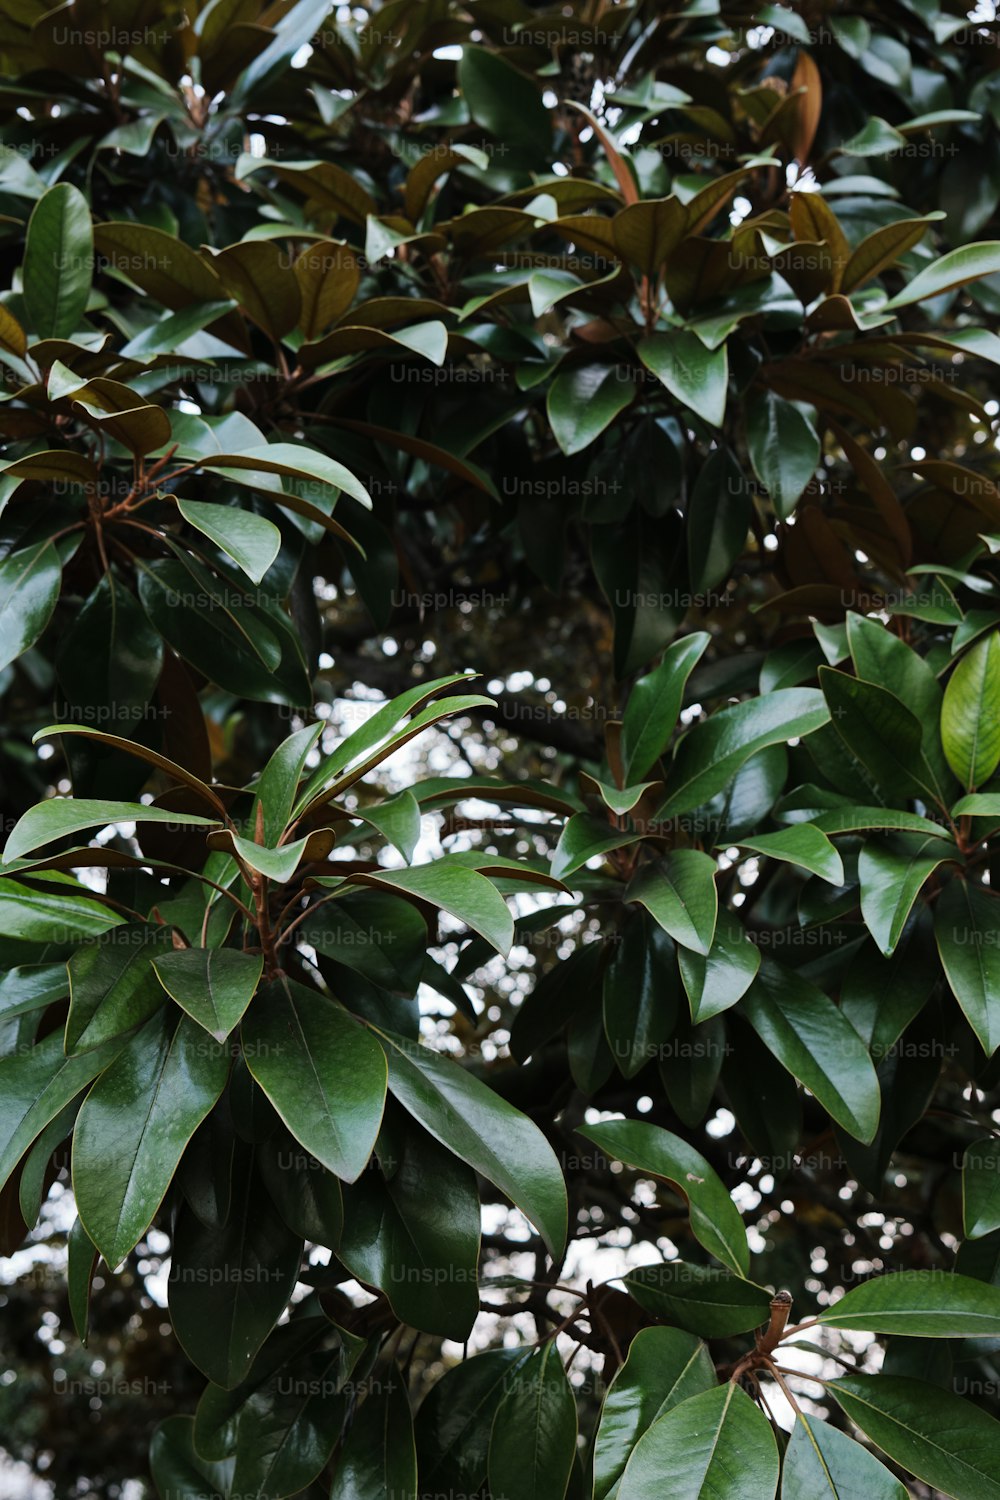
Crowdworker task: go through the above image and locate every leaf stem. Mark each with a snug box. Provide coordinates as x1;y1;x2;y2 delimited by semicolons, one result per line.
763;1358;805;1417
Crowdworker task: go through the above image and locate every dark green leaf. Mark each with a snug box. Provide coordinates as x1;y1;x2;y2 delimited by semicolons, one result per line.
0;542;62;674
617;1382;778;1500
603;914;678;1079
819;1270;1000;1337
511;942;603;1063
152;949;263;1042
0;964;68;1022
301;889;427;995
678;909;761;1022
659;691;829;817
488;1344;577;1500
687;449;751;595
247;724;323;846
169;1151;303;1388
0;1030;120;1197
298;674;478;806
840;917;938;1060
742;958;881;1142
337;860;514;955
376;1027;567;1257
582;1118;750;1275
23;182;92;339
177;501;281;586
458;45;550;160
781;1413;907;1499
593;1327;716;1500
846;612;952;799
626;851;719;956
659;1012;727;1127
858;835;958;957
339;1121;481;1340
136;559;309;706
242;977;387;1183
621;635;711;784
548;364;635;456
66;922;173;1054
31;724;227;815
624;1262;771;1337
639;333;728;427
225;1336;359;1499
73;1010;228;1266
330;1379;417;1500
200;442;370;509
67;1216;97;1345
745;392;819;519
737;826;844;885
149;1415;233;1500
257;1127;343;1247
54;575;164;798
935;877;1000;1056
353;789;422;862
820;668;940;805
964;1137;1000;1239
830;1374;1000;1497
0;878;121;940
551;813;639;881
415;1349;524;1497
5;798;218;864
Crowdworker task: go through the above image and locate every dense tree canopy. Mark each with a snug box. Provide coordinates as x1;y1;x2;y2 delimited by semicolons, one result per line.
5;1;1000;1497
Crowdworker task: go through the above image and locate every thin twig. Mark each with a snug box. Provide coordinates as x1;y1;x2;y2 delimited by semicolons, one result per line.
764;1359;805;1418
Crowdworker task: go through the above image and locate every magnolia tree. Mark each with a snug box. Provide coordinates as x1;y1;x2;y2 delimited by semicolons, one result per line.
4;1;1000;1497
